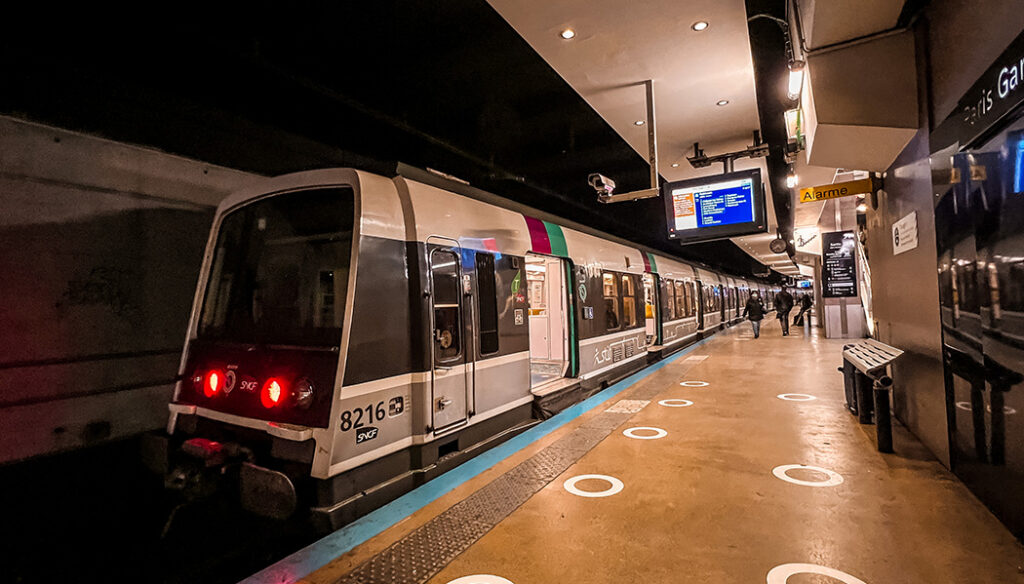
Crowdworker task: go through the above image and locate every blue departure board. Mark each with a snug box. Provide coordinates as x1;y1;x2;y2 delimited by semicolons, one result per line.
691;179;756;228
663;169;767;243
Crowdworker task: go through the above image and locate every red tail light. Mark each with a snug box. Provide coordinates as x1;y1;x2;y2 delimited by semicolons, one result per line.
261;378;286;408
203;369;224;397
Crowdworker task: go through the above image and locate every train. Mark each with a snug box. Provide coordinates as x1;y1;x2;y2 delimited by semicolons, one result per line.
153;165;779;531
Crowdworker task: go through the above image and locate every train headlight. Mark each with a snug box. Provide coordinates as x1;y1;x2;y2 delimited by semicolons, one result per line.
261;378;287;409
203;369;225;398
293;378;315;409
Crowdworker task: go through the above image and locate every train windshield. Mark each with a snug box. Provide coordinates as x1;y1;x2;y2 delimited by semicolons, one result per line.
198;187;355;347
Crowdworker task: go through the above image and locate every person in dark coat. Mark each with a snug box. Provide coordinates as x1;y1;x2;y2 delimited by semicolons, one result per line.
774;285;795;336
742;291;766;338
794;292;813;326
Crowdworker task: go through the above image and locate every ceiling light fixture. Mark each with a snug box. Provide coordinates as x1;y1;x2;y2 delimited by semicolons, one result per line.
716;99;729;106
857;202;868;213
788;60;806;101
691;21;709;31
671;163;679;167
786;173;798;189
634;120;645;126
560;29;575;40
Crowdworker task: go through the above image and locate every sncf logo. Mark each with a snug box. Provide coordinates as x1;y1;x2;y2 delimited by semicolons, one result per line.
356;426;379;444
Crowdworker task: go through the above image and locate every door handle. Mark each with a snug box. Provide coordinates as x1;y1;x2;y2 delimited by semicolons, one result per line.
437;397;453;410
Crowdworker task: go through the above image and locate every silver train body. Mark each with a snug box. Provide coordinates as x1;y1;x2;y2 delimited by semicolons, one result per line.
161;167;776;529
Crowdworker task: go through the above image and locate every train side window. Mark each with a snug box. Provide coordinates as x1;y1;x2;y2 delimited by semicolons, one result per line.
999;260;1024;313
603;272;621;330
673;281;687;319
687;281;697;315
476;252;499;355
621;274;638;328
661;278;676;320
431;249;462;361
956;260;980;313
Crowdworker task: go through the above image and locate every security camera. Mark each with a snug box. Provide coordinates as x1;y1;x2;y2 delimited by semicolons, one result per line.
588;173;616;196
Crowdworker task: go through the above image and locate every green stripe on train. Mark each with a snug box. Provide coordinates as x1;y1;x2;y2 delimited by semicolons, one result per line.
543;221;569;257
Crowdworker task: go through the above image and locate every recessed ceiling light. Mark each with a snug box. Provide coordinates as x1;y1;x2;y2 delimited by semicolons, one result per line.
634;120;645;126
671;163;679;167
692;21;709;31
716;99;730;106
560;29;575;40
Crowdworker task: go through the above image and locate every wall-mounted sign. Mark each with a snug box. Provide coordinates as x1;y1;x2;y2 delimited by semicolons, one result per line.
799;177;874;204
931;29;1024;152
892;211;919;255
822;231;857;298
794;227;821;255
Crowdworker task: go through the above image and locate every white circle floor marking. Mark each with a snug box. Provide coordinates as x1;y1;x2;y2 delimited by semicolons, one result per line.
446;576;515;584
563;474;624;498
623;426;668;440
679;380;710;387
956;401;1017;415
658;399;694;407
771;464;844;487
766;563;867;584
777;393;816;401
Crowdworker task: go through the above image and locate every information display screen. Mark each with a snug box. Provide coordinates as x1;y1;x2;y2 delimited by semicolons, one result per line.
821;231;857;298
663;169;767;243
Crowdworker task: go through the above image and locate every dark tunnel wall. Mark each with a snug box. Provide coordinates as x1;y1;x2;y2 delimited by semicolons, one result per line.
0;117;255;463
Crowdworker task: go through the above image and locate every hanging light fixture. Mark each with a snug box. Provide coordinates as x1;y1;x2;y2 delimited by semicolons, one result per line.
787;60;806;101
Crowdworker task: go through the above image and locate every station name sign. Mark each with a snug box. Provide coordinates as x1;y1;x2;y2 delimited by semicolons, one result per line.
799;177;873;204
931;29;1024;152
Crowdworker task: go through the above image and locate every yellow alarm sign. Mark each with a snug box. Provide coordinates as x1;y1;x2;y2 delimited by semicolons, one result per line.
799;177;874;204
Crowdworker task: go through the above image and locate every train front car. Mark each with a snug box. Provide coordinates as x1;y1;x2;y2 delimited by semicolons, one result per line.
163;170;373;524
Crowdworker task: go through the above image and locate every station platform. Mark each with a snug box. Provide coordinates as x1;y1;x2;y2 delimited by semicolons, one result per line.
248;320;1024;584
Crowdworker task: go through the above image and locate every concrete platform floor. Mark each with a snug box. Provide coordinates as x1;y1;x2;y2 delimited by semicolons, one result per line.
303;320;1024;584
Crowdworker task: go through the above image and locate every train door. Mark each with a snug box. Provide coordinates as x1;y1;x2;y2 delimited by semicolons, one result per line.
526;254;569;388
719;285;727;323
428;241;469;432
643;273;660;346
696;281;705;330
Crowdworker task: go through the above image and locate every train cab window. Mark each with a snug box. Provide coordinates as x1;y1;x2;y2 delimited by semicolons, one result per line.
476;252;499;355
431;249;462;361
603;272;620;330
198;187;354;347
621;275;638;328
674;281;687;319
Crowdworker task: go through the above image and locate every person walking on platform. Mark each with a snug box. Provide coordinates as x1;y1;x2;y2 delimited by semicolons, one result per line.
774;285;795;336
742;291;766;338
794;292;813;327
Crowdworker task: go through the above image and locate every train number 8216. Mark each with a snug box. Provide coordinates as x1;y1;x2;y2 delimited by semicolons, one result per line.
340;401;386;432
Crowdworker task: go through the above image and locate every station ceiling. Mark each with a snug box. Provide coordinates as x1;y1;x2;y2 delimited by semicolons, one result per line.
2;0;793;279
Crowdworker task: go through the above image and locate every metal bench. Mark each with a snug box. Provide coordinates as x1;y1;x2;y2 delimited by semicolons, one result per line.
840;339;904;452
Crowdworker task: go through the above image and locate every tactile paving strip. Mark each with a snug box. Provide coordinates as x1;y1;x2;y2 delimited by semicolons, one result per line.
331;361;703;584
